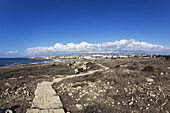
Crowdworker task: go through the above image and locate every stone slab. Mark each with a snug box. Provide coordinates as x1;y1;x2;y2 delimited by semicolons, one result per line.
27;109;65;113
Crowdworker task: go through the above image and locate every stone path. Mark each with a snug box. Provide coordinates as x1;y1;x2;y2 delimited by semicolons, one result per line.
26;81;65;113
96;63;109;70
27;64;109;113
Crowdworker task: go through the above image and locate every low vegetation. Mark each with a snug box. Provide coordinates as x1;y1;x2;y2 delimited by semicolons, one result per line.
142;66;155;72
53;58;170;113
0;62;75;112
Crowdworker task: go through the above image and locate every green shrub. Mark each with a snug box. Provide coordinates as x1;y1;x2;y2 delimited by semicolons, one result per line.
51;64;56;66
164;56;170;60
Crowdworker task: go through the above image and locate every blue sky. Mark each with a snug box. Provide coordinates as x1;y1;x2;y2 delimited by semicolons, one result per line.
0;0;170;57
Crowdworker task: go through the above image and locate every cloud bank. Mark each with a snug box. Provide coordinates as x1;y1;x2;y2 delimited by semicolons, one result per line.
6;50;19;54
7;39;170;56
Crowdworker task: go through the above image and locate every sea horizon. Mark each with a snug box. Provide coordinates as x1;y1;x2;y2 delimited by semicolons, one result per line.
0;58;50;67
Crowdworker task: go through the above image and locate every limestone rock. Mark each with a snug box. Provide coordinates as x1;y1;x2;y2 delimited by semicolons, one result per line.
146;78;154;82
76;104;83;110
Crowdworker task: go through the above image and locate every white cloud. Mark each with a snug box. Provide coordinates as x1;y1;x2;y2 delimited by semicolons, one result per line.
6;50;19;54
7;39;170;56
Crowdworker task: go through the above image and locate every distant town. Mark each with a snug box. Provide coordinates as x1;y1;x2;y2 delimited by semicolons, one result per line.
30;54;170;61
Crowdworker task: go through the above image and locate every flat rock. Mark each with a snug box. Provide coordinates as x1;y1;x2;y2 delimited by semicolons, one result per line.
146;78;154;82
27;109;65;113
27;81;63;112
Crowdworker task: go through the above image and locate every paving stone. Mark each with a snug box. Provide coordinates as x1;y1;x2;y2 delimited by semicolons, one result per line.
27;109;65;113
27;81;64;112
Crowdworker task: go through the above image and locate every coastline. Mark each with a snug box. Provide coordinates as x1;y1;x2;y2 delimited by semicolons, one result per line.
0;58;51;67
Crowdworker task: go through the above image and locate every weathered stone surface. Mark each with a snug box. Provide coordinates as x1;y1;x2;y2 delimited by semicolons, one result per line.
76;104;83;110
27;81;64;113
27;109;65;113
146;78;154;82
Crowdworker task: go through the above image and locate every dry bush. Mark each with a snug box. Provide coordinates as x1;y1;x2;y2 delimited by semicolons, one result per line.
51;64;56;66
72;82;88;88
142;66;155;72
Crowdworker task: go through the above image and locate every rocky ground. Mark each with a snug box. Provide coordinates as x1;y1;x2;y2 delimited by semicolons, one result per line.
0;61;75;113
52;58;170;113
0;58;169;113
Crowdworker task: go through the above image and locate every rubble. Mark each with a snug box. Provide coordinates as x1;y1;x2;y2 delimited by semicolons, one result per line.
0;61;75;112
53;58;170;113
146;78;154;82
0;57;169;113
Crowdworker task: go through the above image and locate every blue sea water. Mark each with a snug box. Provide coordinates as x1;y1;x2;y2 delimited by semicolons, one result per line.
0;58;50;66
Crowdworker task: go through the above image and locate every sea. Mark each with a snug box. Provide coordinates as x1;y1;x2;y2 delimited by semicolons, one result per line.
0;58;50;67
